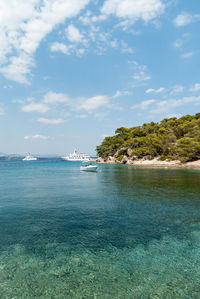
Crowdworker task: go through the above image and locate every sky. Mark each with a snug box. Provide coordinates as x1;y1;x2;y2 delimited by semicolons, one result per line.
0;0;200;155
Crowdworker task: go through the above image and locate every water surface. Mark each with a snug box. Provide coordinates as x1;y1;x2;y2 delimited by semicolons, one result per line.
0;160;200;298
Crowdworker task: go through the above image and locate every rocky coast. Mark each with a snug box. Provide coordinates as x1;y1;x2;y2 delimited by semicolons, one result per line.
97;154;200;169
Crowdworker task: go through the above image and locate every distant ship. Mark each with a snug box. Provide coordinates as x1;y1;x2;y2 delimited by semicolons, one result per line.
22;153;37;161
61;150;90;161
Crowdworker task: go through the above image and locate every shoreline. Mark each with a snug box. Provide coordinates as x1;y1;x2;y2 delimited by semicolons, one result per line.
97;157;200;169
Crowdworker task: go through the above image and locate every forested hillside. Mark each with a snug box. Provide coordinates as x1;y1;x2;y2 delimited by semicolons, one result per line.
96;113;200;163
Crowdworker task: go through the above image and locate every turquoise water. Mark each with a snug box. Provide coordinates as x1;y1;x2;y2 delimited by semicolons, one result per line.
0;160;200;298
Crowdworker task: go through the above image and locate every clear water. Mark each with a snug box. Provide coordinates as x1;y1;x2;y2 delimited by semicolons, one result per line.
0;160;200;298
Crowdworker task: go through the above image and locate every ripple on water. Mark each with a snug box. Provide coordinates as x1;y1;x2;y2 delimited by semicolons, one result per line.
0;230;200;298
0;162;200;298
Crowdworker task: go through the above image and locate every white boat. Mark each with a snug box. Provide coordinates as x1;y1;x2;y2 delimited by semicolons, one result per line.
80;162;98;172
62;150;90;161
22;153;37;161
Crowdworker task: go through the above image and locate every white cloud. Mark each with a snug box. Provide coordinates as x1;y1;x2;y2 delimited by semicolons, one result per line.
0;107;4;115
3;84;13;89
77;1;165;54
155;88;165;93
76;48;86;56
76;90;128;112
132;99;156;110
79;11;107;25
174;13;200;27
145;88;154;94
112;90;131;98
0;0;90;83
20;89;126;119
172;33;194;60
174;13;192;27
66;24;84;43
38;117;65;124
78;95;109;111
150;96;200;114
91;14;108;23
21;102;49;113
121;40;134;54
131;61;151;83
190;83;200;92
24;134;49;140
181;52;194;59
79;11;92;25
50;41;86;57
170;85;184;94
101;0;165;23
51;18;125;57
50;42;71;55
43;91;69;104
173;33;191;49
0;53;34;84
145;87;165;94
131;95;200;116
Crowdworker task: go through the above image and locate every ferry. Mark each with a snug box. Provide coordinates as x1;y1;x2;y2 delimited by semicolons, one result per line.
61;150;90;161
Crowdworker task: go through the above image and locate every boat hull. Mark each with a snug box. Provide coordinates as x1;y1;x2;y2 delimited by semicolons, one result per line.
80;165;98;172
62;158;89;161
22;158;37;161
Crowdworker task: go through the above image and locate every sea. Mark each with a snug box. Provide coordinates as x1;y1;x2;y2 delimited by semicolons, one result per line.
0;158;200;298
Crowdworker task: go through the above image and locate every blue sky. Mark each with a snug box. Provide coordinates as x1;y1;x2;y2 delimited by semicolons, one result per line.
0;0;200;155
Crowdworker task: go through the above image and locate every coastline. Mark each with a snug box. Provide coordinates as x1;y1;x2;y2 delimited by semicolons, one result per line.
97;157;200;169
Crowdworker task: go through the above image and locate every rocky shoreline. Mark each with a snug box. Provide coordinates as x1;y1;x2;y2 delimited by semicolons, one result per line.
97;156;200;169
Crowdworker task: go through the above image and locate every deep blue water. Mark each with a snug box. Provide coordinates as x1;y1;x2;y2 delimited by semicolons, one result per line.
0;159;200;298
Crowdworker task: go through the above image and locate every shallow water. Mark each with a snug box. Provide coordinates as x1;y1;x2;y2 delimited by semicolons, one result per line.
0;160;200;298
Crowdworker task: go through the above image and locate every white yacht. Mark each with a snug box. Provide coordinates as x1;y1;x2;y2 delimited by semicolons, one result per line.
80;162;98;172
22;153;37;161
61;150;90;161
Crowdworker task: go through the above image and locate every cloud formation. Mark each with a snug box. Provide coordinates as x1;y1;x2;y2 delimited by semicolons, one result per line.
146;87;165;94
20;89;128;121
181;52;194;60
150;96;200;115
66;24;84;43
190;83;200;92
173;33;191;49
43;91;69;104
0;107;5;116
112;90;131;98
174;13;200;27
101;0;165;22
21;102;49;113
24;134;49;140
131;94;200;117
50;42;71;55
131;61;151;83
0;0;90;83
77;95;110;112
132;99;156;110
38;117;65;124
170;85;184;94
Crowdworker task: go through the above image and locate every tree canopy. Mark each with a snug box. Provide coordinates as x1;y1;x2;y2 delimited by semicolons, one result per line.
96;113;200;162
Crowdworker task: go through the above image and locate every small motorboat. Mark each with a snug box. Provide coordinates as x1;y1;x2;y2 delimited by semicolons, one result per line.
22;153;37;161
80;162;98;172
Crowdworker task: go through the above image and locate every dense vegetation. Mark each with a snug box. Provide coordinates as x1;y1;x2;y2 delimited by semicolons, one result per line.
96;113;200;162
